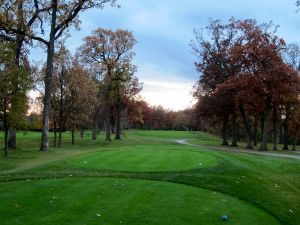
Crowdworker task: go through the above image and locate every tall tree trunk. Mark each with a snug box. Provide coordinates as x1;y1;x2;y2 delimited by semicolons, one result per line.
72;127;75;145
3;113;8;157
104;87;111;141
239;106;253;149
253;115;258;146
221;114;229;146
282;109;290;151
260;113;264;144
292;130;297;151
260;97;272;151
8;127;16;149
4;128;8;157
40;0;58;151
231;111;238;147
237;124;240;142
92;121;99;140
279;124;283;144
58;71;63;147
273;108;278;151
80;127;84;138
92;106;100;140
115;99;121;140
53;120;57;147
58;127;62;148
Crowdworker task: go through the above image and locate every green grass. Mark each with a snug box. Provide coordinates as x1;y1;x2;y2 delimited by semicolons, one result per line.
65;146;218;172
0;178;279;225
0;130;299;225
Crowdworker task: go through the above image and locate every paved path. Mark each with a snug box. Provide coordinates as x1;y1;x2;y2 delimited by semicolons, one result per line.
176;139;300;160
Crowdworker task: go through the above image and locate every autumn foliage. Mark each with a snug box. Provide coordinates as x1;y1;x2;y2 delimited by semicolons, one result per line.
192;19;300;151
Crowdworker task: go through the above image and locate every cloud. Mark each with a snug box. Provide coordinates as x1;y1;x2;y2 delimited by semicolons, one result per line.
141;79;195;111
28;0;300;111
138;65;196;110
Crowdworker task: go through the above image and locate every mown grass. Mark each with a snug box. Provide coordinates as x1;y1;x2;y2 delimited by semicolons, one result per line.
0;130;299;225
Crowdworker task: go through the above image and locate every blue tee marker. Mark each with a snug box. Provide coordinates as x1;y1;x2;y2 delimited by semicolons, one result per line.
222;214;228;221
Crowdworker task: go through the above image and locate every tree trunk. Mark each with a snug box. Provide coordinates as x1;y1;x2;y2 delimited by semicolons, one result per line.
260;97;271;151
111;124;115;134
8;127;16;149
53;120;57;147
54;130;57;147
273;108;278;151
80;127;84;138
221;114;229;146
104;87;111;142
92;122;99;140
228;123;231;142
58;127;62;148
239;106;253;149
282;109;290;151
40;0;58;151
3;115;8;157
253;115;258;146
72;128;75;145
237;124;240;142
92;107;100;140
3;108;8;157
231;111;238;147
292;130;297;151
115;100;121;140
279;124;283;144
260;113;264;144
4;128;8;157
58;71;64;147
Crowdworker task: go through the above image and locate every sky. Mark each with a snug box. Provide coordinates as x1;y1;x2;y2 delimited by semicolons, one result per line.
30;0;300;111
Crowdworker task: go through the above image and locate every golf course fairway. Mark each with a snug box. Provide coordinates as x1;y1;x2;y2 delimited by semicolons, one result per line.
65;147;218;172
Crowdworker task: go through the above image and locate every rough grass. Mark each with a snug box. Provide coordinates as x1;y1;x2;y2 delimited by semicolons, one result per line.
0;130;299;225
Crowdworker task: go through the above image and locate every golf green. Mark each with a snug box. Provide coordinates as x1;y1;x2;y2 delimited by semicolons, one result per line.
0;178;280;225
66;147;218;172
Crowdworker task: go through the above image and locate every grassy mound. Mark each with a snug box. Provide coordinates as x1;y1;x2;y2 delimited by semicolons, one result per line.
0;178;280;225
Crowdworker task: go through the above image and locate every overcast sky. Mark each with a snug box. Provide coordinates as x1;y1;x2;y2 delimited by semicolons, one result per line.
30;0;300;111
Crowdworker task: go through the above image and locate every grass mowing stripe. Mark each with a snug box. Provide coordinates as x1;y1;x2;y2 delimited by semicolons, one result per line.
0;177;280;225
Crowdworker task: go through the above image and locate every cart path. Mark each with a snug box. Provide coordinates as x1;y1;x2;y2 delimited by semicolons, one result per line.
176;139;300;160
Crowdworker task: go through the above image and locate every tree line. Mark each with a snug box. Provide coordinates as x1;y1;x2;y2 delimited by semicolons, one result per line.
0;0;147;157
191;18;300;151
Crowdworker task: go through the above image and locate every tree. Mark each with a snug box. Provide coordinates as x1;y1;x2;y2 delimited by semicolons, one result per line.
215;20;300;151
111;62;141;139
0;1;27;149
0;0;118;151
0;41;31;157
233;20;300;151
281;43;300;150
67;59;97;145
192;19;300;151
49;44;97;146
79;28;136;141
191;18;240;146
50;44;73;147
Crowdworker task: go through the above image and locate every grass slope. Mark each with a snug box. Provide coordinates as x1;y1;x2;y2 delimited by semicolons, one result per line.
0;178;279;225
0;130;299;225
